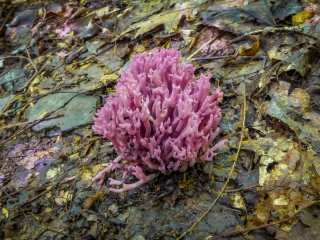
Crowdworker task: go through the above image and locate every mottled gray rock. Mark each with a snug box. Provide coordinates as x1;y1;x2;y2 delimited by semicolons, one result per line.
0;68;26;85
26;92;98;131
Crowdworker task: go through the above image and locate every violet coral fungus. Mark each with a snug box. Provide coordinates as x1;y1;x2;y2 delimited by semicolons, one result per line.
92;48;227;193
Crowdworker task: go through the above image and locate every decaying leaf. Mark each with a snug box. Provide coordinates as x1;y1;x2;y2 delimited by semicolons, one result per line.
1;1;320;239
116;10;188;40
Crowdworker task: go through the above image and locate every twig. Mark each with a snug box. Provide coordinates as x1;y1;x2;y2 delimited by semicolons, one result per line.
0;113;63;145
177;82;247;239
192;55;234;61
0;92;83;144
16;7;53;91
33;227;71;240
15;172;69;210
0;155;26;158
0;184;51;202
228;26;318;45
14;188;51;209
17;59;47;91
3;190;28;219
154;32;180;40
0;54;40;91
0;113;63;130
36;18;56;37
33;227;47;240
224;183;260;193
46;228;71;237
25;34;38;73
0;7;14;32
186;34;221;61
209;200;320;239
6;78;88;115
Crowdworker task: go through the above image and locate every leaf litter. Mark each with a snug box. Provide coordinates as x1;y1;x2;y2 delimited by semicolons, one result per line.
0;0;320;239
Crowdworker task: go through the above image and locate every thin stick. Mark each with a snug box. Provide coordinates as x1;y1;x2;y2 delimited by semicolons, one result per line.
177;84;247;239
0;94;80;145
25;34;38;73
0;113;63;130
0;112;55;145
46;228;71;237
0;55;39;92
192;55;234;61
243;183;259;190
16;9;49;91
0;7;14;32
186;35;220;61
228;26;318;45
18;61;47;91
224;183;260;193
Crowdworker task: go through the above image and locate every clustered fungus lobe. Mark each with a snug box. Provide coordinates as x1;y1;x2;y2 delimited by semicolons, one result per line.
92;48;227;192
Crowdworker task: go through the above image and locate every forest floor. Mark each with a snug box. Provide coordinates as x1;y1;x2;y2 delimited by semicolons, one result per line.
1;0;320;239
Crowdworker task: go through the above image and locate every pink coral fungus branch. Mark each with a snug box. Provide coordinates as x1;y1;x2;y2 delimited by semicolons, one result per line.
92;48;227;192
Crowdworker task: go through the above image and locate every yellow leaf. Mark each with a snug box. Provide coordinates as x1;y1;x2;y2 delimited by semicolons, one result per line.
39;112;48;118
38;8;43;16
80;63;91;69
2;208;8;218
164;40;171;49
292;10;314;26
237;40;260;57
95;6;110;18
92;191;103;200
57;42;67;48
71;7;89;19
135;12;180;38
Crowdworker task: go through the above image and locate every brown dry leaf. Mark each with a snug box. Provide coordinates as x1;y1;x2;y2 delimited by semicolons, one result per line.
237;37;260;57
37;146;60;158
202;0;275;34
256;192;272;222
188;33;199;53
117;2;164;32
71;7;89;19
55;190;72;205
95;6;110;18
83;196;95;209
259;141;314;190
248;188;314;233
116;10;188;40
267;40;317;77
45;2;74;19
262;81;320;147
241;130;319;193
